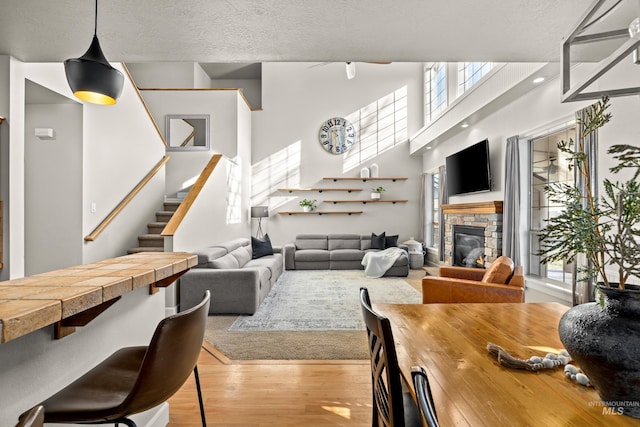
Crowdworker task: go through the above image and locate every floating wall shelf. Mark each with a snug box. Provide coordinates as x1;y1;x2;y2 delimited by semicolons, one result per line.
323;177;408;182
278;188;362;193
324;199;408;204
278;211;363;216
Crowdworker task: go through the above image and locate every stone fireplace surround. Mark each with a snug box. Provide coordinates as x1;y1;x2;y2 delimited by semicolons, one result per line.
442;201;503;266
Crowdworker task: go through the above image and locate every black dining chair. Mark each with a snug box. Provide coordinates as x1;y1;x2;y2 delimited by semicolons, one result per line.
360;287;421;427
15;405;44;427
411;366;439;427
30;291;211;427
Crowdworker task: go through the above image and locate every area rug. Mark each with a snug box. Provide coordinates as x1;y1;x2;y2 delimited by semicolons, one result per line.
204;270;424;360
229;270;422;331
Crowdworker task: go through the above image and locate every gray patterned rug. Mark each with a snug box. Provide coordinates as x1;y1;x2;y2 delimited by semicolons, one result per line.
229;270;422;331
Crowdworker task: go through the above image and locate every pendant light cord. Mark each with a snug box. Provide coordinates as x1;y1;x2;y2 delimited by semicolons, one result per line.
94;0;98;37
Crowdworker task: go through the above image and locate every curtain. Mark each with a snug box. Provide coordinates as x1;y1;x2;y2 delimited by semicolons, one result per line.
419;173;427;243
503;136;521;265
573;107;598;305
438;164;448;262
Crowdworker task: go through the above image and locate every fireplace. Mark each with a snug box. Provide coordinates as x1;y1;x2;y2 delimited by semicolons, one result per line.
453;225;485;268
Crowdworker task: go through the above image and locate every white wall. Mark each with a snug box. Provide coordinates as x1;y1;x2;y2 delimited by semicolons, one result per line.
25;101;83;275
253;62;424;246
212;78;262;110
0;58;170;426
140;90;244;196
0;287;166;426
125;62;200;88
0;55;12;282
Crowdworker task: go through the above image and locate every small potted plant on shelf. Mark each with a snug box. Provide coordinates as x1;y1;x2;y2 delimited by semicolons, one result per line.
538;96;640;418
371;186;385;200
299;198;317;212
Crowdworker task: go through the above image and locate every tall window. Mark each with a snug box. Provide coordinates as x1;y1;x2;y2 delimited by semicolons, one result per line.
430;172;439;248
457;62;493;95
528;127;576;289
343;86;408;172
424;63;447;124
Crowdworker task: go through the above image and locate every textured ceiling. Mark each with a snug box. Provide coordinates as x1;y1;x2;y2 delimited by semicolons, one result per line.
0;0;596;64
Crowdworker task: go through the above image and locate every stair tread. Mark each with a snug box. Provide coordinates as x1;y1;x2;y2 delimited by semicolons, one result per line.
128;247;165;254
139;234;164;239
148;222;168;226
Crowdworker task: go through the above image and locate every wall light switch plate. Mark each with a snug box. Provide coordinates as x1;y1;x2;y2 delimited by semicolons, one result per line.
91;202;97;213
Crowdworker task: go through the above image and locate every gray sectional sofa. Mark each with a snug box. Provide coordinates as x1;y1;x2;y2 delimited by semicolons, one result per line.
179;237;283;314
283;234;409;277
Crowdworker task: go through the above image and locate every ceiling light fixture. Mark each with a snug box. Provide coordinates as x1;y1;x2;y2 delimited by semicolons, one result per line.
64;0;124;105
461;123;469;128
345;62;356;80
533;77;545;84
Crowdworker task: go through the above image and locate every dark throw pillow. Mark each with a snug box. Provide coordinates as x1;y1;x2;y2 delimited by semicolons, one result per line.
371;232;386;250
385;234;399;248
252;234;274;259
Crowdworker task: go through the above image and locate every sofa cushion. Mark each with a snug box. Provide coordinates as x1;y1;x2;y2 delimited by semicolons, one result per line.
482;256;514;284
296;249;330;262
385;234;399;248
230;246;252;267
296;235;328;250
210;253;240;269
330;249;365;262
245;254;283;280
328;234;361;250
193;247;228;267
213;238;250;253
252;234;274;259
360;235;372;251
371;232;386;249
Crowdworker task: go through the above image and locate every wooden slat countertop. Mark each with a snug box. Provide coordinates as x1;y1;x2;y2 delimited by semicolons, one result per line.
0;252;197;343
374;302;640;426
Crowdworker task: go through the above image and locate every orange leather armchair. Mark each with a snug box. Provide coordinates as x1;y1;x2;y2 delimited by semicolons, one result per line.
422;256;524;304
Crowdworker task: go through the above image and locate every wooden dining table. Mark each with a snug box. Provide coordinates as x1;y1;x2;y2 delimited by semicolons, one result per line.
374;302;640;426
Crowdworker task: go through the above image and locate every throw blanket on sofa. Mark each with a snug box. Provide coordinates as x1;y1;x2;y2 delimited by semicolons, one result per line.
361;247;406;278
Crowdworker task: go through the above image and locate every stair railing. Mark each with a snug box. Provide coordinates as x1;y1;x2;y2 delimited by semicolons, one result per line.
84;155;170;241
161;153;223;237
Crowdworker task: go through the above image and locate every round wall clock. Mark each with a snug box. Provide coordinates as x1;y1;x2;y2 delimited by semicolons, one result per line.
318;117;357;155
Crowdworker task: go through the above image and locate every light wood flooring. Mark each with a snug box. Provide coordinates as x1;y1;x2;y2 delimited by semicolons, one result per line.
168;343;373;426
168;270;429;426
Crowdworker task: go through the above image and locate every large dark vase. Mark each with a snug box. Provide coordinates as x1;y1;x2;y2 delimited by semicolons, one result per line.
559;284;640;418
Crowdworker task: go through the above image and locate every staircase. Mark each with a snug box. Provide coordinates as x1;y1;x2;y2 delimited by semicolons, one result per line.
127;199;181;254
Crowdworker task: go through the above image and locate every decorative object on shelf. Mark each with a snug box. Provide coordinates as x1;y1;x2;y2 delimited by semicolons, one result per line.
370;186;385;199
360;167;370;178
64;0;124;105
299;198;317;212
250;206;269;238
370;163;379;177
165;114;210;151
318;117;357;155
0;116;5;124
538;97;640;418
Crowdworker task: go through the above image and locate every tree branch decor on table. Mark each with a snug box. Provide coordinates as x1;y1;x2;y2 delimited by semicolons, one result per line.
538;97;640;418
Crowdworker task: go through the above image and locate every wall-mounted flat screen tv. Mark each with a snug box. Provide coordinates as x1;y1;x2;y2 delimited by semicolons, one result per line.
445;139;492;196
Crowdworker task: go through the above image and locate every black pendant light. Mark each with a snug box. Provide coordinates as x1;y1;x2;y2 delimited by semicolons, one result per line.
64;0;124;105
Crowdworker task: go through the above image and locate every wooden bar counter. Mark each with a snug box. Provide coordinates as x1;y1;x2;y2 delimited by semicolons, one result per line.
0;252;197;343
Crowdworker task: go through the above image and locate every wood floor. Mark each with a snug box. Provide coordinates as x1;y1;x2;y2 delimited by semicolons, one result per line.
168;270;429;426
168;343;373;426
